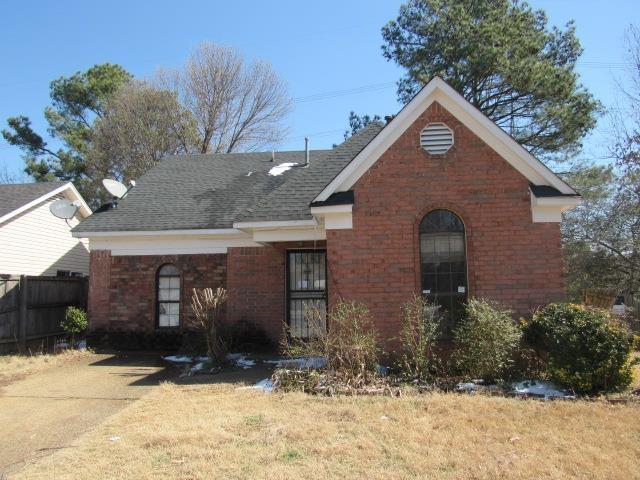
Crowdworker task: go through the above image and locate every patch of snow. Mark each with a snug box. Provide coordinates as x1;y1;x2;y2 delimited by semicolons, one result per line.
162;355;194;363
190;362;205;373
162;355;209;364
456;382;482;393
253;378;274;393
268;162;298;176
246;171;253;176
511;380;575;400
264;356;326;370
237;359;255;369
226;353;255;369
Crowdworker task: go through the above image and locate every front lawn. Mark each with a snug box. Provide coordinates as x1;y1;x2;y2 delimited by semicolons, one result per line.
14;381;640;480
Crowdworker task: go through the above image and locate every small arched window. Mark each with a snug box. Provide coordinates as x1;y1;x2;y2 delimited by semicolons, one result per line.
419;209;467;331
157;264;180;328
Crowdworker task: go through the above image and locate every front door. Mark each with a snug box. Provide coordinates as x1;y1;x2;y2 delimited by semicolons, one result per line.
287;250;327;338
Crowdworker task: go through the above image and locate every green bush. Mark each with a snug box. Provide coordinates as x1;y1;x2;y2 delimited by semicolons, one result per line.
396;295;444;382
283;300;381;388
523;303;636;394
452;298;521;383
61;306;88;336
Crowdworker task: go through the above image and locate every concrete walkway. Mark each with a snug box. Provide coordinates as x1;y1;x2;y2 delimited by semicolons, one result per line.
0;353;175;476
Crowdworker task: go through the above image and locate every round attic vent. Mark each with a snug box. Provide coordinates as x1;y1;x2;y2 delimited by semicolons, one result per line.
420;123;454;155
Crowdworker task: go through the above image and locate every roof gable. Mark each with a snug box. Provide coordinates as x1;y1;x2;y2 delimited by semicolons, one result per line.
313;76;577;203
0;182;91;226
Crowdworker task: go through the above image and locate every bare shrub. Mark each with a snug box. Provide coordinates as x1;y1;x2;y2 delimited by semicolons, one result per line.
396;295;445;383
282;300;381;389
189;287;228;361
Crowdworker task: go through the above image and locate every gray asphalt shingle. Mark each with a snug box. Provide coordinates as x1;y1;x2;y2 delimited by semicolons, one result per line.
73;122;383;233
0;182;67;220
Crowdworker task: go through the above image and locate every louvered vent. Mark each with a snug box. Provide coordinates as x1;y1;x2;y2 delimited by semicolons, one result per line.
420;123;454;154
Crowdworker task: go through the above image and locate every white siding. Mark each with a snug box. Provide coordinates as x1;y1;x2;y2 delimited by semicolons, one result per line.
0;194;89;276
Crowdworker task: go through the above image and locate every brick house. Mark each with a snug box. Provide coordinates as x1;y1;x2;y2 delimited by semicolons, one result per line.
73;77;580;348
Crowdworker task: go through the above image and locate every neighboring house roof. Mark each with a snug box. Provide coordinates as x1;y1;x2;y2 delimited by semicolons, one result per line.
73;122;383;233
0;182;91;225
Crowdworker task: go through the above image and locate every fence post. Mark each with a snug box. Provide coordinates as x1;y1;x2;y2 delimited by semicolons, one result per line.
18;275;28;352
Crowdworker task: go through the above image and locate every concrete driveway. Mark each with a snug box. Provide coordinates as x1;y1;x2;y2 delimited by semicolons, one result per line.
0;352;175;476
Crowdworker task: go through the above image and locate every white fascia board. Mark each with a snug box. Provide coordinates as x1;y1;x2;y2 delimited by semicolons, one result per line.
314;77;577;202
252;227;326;242
310;204;353;215
310;205;353;230
233;219;319;230
62;182;92;218
73;228;245;238
0;182;91;225
531;195;581;208
530;192;581;223
89;235;261;256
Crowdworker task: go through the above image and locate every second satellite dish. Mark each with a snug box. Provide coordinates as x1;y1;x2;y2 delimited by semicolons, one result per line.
50;199;80;220
102;179;129;199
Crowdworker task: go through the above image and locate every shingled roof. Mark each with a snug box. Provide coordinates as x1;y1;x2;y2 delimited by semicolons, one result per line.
73;122;384;233
0;182;68;220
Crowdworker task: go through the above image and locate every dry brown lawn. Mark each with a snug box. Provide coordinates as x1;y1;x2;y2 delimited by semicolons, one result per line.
0;349;90;386
13;381;640;480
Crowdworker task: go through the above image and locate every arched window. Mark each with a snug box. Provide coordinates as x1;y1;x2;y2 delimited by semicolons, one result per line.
157;264;180;328
419;209;467;332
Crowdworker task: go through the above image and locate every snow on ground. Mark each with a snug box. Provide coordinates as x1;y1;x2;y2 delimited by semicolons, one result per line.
226;353;255;369
264;356;326;369
253;378;274;393
511;380;575;400
190;362;205;373
268;162;298;176
162;355;208;364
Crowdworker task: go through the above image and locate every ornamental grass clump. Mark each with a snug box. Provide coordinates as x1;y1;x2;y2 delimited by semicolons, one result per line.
396;295;445;383
523;303;636;394
282;300;381;391
189;287;228;362
452;298;521;383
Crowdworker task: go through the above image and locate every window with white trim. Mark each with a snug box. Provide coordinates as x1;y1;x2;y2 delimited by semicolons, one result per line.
157;264;180;328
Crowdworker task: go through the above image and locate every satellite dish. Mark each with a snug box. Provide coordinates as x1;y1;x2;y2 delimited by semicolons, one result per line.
50;199;80;220
102;179;129;199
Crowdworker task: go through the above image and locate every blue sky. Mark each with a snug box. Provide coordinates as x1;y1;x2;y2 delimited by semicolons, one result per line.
1;0;638;177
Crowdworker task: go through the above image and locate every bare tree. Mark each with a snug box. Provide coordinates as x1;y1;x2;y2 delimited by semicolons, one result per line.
88;80;198;185
0;160;26;184
563;25;640;296
156;43;291;154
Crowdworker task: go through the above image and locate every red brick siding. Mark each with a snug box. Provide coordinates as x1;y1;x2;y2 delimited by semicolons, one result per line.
88;250;111;331
88;251;226;333
226;241;326;344
327;101;565;341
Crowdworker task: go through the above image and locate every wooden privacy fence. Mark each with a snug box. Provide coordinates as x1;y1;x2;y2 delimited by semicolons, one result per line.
0;275;88;353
